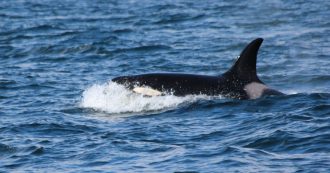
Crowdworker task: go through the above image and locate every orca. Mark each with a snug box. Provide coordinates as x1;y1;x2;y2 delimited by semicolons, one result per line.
112;38;284;99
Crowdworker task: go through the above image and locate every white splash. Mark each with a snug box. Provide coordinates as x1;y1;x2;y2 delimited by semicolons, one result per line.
80;82;217;114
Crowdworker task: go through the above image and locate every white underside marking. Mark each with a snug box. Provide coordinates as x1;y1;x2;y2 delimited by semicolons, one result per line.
133;87;162;96
244;82;268;99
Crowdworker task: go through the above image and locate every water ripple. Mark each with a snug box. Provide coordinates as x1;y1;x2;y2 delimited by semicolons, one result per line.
1;0;330;172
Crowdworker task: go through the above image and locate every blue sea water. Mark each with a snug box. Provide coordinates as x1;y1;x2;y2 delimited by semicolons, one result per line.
1;0;330;172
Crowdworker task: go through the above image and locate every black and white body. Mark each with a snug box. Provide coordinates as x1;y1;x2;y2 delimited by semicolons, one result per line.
112;38;283;99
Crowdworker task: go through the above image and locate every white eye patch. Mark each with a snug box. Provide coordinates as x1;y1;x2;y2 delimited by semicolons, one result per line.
244;82;268;99
133;87;162;96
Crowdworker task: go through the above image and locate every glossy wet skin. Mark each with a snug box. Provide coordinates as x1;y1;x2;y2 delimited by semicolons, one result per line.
112;73;248;98
112;73;283;99
112;38;284;99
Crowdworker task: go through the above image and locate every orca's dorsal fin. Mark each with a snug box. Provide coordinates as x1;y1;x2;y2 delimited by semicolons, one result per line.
226;38;263;83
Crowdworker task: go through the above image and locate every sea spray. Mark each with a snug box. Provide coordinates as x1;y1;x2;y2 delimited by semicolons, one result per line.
81;82;220;114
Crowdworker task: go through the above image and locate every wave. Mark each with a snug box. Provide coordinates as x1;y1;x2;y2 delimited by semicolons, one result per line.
80;81;329;115
80;81;221;114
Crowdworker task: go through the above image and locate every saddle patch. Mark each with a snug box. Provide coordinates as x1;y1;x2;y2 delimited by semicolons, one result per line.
244;82;268;99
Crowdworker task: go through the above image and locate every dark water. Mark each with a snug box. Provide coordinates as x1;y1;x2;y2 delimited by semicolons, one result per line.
1;0;330;172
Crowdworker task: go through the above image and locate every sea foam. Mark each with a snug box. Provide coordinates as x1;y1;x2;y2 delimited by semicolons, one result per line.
80;81;218;114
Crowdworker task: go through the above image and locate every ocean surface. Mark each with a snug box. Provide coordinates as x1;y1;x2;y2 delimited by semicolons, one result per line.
1;0;330;172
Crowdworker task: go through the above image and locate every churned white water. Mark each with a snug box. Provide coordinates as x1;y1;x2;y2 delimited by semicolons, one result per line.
80;82;217;114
